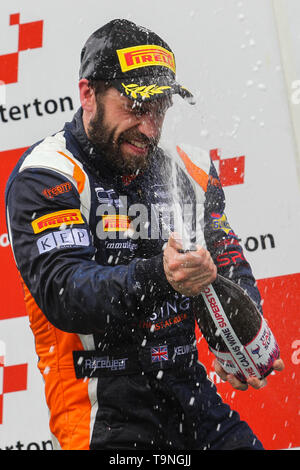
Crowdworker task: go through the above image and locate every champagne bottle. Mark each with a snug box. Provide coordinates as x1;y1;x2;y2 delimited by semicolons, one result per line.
168;145;280;383
193;274;280;383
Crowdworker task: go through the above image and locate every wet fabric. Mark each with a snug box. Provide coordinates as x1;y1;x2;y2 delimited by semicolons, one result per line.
5;107;264;450
91;363;263;450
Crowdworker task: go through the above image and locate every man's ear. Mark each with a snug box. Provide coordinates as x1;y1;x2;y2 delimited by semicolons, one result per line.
79;79;96;112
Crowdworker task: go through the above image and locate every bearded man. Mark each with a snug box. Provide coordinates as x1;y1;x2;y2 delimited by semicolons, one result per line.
5;19;283;450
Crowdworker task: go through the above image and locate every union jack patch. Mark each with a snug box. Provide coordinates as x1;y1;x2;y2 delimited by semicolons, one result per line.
151;346;168;363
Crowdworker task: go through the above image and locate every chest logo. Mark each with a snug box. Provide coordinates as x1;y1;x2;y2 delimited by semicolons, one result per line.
102;214;131;232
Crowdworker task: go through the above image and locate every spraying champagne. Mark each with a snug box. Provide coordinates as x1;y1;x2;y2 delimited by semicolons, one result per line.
164;143;281;383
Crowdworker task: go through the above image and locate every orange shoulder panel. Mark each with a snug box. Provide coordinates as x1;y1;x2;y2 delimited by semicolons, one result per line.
57;151;86;194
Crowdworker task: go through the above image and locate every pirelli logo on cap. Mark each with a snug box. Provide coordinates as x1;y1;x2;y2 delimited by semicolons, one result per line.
102;215;131;232
117;45;176;74
32;209;84;234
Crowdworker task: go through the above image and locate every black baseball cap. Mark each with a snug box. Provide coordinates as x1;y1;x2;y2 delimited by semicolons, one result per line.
79;19;195;104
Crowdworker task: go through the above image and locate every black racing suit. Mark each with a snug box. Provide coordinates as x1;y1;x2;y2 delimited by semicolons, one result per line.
5;108;264;450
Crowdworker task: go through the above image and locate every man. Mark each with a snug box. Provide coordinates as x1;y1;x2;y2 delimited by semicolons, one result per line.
5;19;283;450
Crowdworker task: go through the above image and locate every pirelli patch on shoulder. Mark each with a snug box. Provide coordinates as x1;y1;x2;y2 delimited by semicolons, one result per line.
32;209;84;234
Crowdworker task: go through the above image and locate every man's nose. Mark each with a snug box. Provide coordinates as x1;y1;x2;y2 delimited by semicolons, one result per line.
137;113;161;139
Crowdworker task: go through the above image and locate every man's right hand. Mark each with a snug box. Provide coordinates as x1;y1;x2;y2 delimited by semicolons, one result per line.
163;233;217;297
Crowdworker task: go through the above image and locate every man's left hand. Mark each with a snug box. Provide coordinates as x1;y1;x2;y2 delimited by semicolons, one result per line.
214;358;285;391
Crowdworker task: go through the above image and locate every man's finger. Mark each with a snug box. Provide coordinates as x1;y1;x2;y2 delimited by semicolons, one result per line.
168;232;183;251
246;376;267;389
227;374;249;391
214;359;228;382
273;358;285;372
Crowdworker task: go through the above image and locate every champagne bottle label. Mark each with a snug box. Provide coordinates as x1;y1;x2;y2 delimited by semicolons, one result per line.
198;278;280;383
209;314;280;382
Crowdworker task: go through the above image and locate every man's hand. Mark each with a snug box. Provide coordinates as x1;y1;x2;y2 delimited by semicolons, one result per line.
214;358;285;391
163;233;217;297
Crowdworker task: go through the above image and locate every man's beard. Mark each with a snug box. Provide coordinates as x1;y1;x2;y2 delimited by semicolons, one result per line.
87;99;159;175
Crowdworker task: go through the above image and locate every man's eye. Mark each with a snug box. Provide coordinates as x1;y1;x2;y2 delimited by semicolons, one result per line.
125;103;167;119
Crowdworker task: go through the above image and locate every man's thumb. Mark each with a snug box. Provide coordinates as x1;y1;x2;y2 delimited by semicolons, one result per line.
169;232;183;250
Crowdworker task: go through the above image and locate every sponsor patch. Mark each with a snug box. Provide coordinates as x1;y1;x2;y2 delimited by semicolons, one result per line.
95;187;123;207
36;228;89;254
117;45;176;74
216;250;246;267
32;209;84;234
174;344;197;356
151;346;169;363
210;212;235;236
42;181;72;199
137;312;188;331
105;240;138;252
102;214;131;232
84;356;128;372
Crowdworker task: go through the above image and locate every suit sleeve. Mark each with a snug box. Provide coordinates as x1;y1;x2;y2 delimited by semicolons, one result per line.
6;167;170;334
203;160;263;313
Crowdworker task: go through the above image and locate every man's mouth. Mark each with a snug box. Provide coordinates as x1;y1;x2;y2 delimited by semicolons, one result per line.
123;139;149;154
128;139;148;149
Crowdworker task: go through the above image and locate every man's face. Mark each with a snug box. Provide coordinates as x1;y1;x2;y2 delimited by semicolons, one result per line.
87;87;171;174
